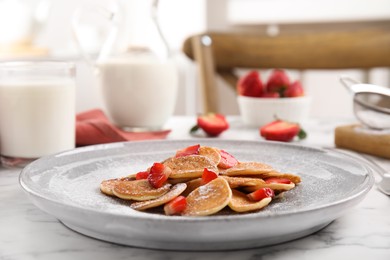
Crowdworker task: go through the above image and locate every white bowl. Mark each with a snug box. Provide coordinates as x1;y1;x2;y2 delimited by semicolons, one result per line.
237;95;311;127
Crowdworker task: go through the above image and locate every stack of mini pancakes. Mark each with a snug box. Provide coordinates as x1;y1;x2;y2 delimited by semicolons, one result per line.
100;145;301;216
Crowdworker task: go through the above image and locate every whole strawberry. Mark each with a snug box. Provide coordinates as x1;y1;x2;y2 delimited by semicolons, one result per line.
266;69;290;96
284;80;304;97
190;113;229;137
237;70;264;97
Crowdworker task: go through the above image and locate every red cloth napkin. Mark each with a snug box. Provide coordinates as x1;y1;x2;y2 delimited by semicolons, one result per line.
76;109;171;146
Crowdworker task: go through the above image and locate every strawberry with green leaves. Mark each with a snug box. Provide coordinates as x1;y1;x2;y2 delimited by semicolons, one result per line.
260;120;307;142
238;69;305;98
266;69;290;97
190;113;229;137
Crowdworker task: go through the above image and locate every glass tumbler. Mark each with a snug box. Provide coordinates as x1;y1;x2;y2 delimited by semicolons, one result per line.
0;61;76;167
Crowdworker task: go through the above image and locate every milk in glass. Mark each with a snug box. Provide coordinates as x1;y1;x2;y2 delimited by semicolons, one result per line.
0;62;76;164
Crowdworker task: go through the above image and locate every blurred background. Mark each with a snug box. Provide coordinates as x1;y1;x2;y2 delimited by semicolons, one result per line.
0;0;389;119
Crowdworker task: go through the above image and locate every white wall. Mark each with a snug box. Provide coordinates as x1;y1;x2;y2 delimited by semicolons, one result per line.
228;0;390;24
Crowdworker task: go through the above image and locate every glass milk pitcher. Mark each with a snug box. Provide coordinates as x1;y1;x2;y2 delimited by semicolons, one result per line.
73;0;178;131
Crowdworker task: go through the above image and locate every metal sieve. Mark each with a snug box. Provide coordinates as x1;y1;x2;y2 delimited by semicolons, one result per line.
340;76;390;129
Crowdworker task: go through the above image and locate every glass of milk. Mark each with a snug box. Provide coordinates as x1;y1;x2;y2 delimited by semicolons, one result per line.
0;61;76;167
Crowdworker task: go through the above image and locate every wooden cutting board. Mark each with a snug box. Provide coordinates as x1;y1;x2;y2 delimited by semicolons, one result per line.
334;124;390;159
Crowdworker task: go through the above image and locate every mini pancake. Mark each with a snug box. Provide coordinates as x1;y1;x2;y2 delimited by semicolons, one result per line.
262;171;301;184
238;172;301;184
199;146;221;165
168;177;196;184
182;178;202;197
125;172;139;179
112;179;171;201
131;183;187;211
182;177;232;216
163;155;218;179
160;157;172;164
221;162;274;176
228;189;272;213
100;177;134;196
220;175;266;189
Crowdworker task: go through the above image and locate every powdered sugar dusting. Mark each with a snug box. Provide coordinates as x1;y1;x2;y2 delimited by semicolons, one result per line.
195;184;214;201
21;140;372;218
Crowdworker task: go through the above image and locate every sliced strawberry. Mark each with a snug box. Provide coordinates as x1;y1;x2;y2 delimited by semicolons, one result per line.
175;144;200;158
196;113;229;137
266;69;290;96
135;171;149;180
148;162;171;188
260;120;306;142
201;168;218;184
264;177;292;184
247;187;275;201
237;70;264;97
218;149;238;169
164;196;187;215
284;80;304;97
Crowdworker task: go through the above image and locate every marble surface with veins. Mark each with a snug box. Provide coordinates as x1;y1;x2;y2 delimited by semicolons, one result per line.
1;117;389;260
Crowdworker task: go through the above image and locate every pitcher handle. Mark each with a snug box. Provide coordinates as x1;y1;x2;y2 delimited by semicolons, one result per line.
151;0;171;58
32;0;52;37
339;75;361;94
71;2;121;68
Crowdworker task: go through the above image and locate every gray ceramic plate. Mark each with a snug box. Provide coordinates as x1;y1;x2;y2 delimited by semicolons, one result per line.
20;140;374;251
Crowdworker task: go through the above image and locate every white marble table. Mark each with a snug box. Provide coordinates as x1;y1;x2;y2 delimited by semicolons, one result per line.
1;116;389;260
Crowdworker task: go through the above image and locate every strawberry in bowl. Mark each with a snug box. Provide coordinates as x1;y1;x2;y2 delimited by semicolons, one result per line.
266;69;291;96
237;69;311;127
237;70;264;97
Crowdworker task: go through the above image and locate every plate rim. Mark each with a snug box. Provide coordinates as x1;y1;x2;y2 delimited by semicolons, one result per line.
19;139;375;222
